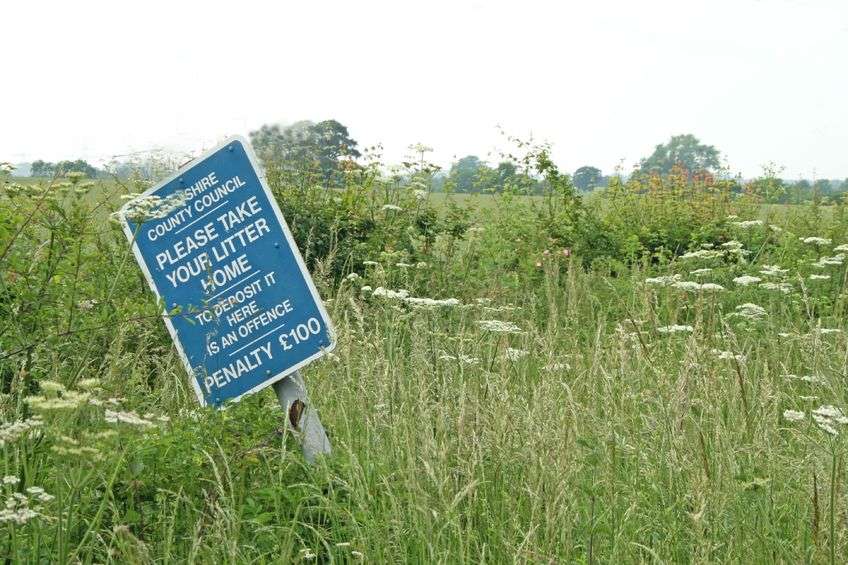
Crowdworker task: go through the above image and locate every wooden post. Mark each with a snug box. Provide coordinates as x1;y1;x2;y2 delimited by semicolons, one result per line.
272;371;331;463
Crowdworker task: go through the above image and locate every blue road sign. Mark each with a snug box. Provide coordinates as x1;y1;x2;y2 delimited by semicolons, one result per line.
120;136;335;407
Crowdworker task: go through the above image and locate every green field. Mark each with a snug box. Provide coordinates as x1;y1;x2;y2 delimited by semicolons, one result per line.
2;167;848;562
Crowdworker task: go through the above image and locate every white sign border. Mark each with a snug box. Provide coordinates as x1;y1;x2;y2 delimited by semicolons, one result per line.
119;135;336;408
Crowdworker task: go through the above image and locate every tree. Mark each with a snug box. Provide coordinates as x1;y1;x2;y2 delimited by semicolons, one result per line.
813;179;833;195
30;160;54;177
29;159;99;178
495;161;516;190
639;134;720;176
447;156;487;193
311;120;361;183
573;166;602;192
791;179;811;204
248;119;360;186
55;159;99;178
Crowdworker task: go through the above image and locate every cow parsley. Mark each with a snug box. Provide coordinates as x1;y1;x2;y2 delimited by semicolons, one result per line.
645;274;682;286
801;237;832;246
732;220;764;229
730;303;767;320
759;264;788;277
783;409;805;422
759;282;792;294
657;325;694;334
733;275;762;286
477;320;522;333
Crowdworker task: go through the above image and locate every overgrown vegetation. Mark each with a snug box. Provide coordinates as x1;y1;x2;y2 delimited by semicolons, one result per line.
1;140;848;561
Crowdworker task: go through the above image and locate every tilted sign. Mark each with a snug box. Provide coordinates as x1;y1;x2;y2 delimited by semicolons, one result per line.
120;137;335;407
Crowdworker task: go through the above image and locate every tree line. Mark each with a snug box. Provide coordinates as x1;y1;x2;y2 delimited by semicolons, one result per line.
19;125;848;200
29;159;102;178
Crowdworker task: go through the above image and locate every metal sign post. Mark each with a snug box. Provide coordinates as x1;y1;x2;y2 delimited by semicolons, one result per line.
273;371;331;463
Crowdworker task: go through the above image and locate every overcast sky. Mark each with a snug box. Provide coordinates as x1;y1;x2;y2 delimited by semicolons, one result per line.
2;0;846;178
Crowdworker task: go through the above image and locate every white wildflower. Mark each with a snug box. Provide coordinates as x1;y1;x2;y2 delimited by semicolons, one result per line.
371;287;459;308
666;280;723;292
505;348;529;361
0;417;43;447
809;274;830;280
104;409;155;427
783;409;805;421
403;297;460;308
482;305;520;313
732;220;764;229
371;287;410;300
381;204;402;212
733;275;762;286
26;391;90;411
345;272;360;281
657;325;694;334
812;405;848;435
784;374;823;384
77;299;98;311
477;320;522;334
671;281;703;292
439;353;480;365
730;303;767;320
760;264;788;277
680;249;722;261
711;349;745;362
721;240;751;257
814;406;847;421
817;421;839;436
0;505;39;525
801;236;832;246
1;476;18;486
759;282;793;294
812;254;845;268
360;285;373;293
645;274;682;286
689;268;713;276
833;244;848;252
121;192;188;222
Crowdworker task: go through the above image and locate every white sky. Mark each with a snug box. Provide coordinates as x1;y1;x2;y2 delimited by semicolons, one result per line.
2;0;847;179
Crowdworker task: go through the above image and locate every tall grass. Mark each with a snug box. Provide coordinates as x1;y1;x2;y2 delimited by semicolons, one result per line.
0;159;847;562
